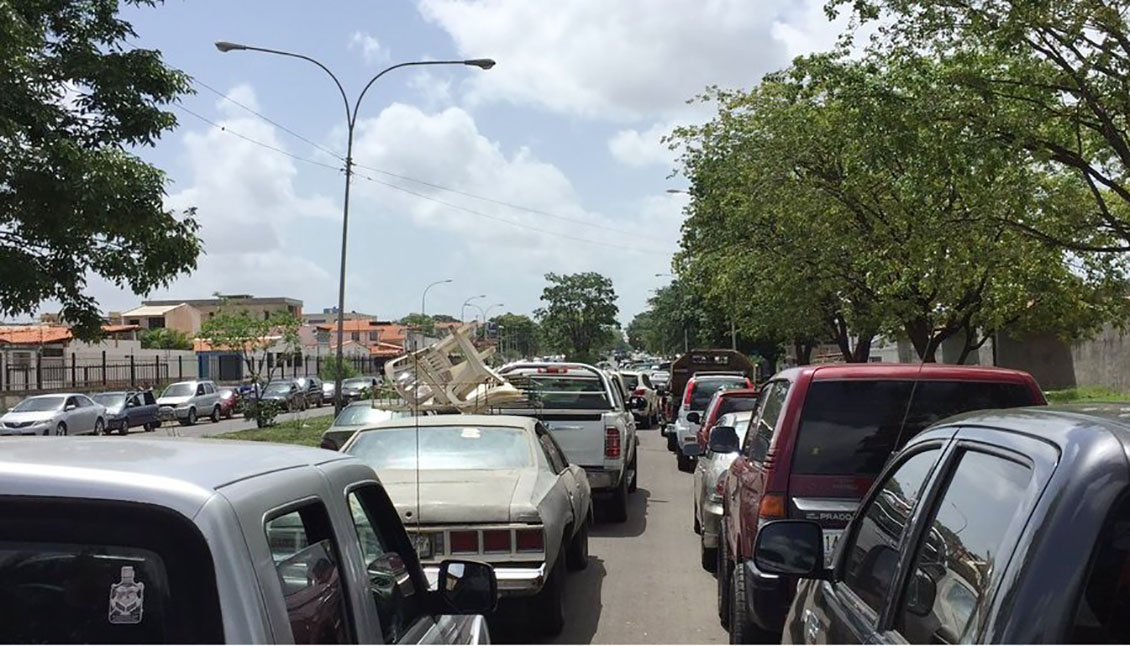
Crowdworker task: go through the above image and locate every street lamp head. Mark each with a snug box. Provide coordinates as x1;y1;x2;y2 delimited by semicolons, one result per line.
666;188;688;194
441;279;454;284
464;58;496;70
214;41;248;53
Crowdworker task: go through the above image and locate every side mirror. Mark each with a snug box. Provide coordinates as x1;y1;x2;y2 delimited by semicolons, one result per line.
753;520;828;579
904;568;937;616
437;559;497;615
683;443;703;457
709;426;741;454
686;411;701;424
65;403;77;411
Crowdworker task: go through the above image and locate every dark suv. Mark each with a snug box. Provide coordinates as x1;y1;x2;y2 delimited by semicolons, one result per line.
755;404;1130;644
720;363;1045;641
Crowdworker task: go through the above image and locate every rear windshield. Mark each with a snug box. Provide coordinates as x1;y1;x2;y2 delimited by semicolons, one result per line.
793;379;1037;476
691;377;746;411
334;406;411;426
347;426;532;470
622;374;639;390
524;376;612;410
717;395;757;418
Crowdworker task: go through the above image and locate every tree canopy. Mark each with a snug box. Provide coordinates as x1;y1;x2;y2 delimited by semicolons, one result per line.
139;326;192;350
535;272;619;363
490;312;540;360
1;0;200;339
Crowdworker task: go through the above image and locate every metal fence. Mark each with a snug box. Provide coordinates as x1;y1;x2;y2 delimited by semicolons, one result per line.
1;353;195;393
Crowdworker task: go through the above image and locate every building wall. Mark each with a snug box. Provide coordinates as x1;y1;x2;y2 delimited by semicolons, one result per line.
166;304;202;335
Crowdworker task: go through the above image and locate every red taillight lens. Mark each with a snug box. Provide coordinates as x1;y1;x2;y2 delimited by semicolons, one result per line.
745;378;754;388
516;529;545;552
483;530;511;552
450;531;479;553
633;388;645;396
715;478;727;497
758;494;787;520
605;427;621;459
683;378;695;406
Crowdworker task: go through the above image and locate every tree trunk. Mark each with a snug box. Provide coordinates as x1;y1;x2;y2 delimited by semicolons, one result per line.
793;340;814;366
904;317;932;361
851;333;874;363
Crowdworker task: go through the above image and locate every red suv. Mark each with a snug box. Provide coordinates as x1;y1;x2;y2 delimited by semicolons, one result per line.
696;387;759;451
719;363;1045;642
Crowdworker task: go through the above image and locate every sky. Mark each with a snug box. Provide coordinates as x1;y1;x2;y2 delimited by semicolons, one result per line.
62;0;854;326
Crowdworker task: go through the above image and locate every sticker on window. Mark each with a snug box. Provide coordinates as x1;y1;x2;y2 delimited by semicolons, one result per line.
108;565;145;624
461;427;481;439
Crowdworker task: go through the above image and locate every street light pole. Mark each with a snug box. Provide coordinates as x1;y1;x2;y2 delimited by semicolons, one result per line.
461;294;486;324
215;41;494;417
420;279;452;349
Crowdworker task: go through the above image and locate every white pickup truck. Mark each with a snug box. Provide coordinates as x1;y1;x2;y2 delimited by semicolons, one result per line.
498;362;640;522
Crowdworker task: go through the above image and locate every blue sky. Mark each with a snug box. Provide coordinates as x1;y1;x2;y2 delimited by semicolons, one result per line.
74;0;850;325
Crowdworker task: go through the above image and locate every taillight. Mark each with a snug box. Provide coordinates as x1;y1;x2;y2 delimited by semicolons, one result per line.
450;531;480;553
482;530;511;553
633;388;645;396
683;378;696;406
758;494;787;520
714;478;726;497
516;529;545;552
745;378;754;389
605;427;621;459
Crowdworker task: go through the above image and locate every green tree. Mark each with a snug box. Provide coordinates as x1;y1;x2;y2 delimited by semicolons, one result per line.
490;312;540;360
535;272;620;363
1;1;200;339
319;356;359;382
399;313;435;336
139;327;192;350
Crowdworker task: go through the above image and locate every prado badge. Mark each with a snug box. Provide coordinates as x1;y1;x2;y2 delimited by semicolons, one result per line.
108;565;145;624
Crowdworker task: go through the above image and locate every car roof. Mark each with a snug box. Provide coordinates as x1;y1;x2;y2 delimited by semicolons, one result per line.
0;437;351;516
771;362;1036;383
920;404;1130;456
718;410;754;423
715;387;757;398
351;413;537;431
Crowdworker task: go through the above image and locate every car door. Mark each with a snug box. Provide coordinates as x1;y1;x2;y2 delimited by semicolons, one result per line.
536;422;588;529
77;395;99;432
731;380;788;559
124;394;141;427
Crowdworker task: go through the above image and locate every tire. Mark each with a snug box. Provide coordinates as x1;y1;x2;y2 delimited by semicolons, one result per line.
718;521;732;629
143;422;156;433
606;473;629;523
533;552;567;637
316;396;323;408
223;407;233;420
55;422;67;436
627;446;638;494
729;562;774;644
667;431;677;452
92;419;104;436
566;521;589;571
677;453;694;473
694;506;702;534
210;406;221;423
185;408;197;426
701;532;717;573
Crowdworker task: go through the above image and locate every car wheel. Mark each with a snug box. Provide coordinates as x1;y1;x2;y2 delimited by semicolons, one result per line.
566;521;589;571
316;396;323;408
677;453;694;473
223;407;233;420
718;519;731;628
606;472;629;523
92;418;104;436
729;561;775;644
143;422;156;433
185;408;197;426
532;552;567;637
701;532;717;573
210;406;221;423
55;422;67;436
667;431;677;452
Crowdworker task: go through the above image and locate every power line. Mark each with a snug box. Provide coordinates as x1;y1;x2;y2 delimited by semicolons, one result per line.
173;104;343;172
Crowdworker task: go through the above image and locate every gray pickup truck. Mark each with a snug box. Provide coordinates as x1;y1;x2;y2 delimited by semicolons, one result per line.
0;437;497;643
498;362;640;522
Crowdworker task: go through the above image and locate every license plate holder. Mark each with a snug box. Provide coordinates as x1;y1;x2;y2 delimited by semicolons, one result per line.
822;530;843;567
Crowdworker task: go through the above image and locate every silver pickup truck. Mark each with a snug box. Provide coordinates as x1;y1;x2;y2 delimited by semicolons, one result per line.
0;437;497;643
498;362;639;522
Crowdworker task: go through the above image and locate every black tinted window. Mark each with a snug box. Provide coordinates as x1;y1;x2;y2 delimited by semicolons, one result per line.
691;378;745;410
897;451;1033;643
1071;496;1130;644
265;505;349;644
843;449;940;613
794;380;915;476
622;374;639;390
718;396;757;418
902;381;1035;441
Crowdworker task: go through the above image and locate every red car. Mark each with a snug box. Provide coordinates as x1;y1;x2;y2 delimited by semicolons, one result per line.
719;363;1046;642
695;387;759;451
217;387;241;419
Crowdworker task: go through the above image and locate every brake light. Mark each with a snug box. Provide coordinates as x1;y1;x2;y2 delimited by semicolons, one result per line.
450;531;480;553
605;427;621;459
482;530;511;553
516;529;545;552
715;478;727;497
683;378;696;406
758;494;787;520
537;366;568;374
633;388;645;397
745;378;754;389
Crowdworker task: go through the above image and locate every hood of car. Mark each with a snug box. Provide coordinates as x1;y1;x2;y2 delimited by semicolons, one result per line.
379;468;537;525
157;396;191;406
1;411;57;425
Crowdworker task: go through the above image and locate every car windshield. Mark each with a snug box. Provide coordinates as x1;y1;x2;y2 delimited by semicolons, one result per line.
264;382;292;393
161;383;194;398
92;393;126;408
690;377;746;411
343;378;371;388
346;426;532;470
524;375;612;409
334;406;409;426
12;396;65;412
622;374;640;390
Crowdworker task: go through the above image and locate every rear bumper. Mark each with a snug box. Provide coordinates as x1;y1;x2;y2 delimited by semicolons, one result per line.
425;563;547;597
741;559;791;633
583;467;618;491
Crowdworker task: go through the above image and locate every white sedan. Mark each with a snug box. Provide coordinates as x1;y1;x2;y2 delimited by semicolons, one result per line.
0;393;107;436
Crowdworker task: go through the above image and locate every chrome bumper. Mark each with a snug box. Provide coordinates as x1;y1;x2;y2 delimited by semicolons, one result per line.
425;563;547;597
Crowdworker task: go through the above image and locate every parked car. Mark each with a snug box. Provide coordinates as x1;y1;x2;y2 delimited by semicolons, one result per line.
671;373;752;470
720;363;1046;642
0;393;106;436
0;437;496;643
667;350;757;422
320;401;416;450
295;376;325;408
694;387;759;454
340;376;380;404
499;362;640;522
619;370;660;429
157;380;223;426
755;403;1130;644
322;379;336;401
216;386;241;419
693;411;753;571
259;379;308;412
93;390;160;434
343;414;592;637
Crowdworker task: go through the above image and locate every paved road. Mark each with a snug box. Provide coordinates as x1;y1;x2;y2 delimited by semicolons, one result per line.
495;428;728;644
125;406;336;439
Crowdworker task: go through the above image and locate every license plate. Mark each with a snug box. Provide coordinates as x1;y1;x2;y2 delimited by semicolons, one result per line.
413;534;432;559
822;530;843;567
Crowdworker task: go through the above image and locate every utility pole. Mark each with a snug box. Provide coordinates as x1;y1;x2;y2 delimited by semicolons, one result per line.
684;325;689;354
731;318;737;350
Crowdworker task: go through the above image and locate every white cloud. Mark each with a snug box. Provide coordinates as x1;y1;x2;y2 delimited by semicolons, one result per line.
608;121;679;168
408;70;453;108
417;0;845;121
349;31;389;65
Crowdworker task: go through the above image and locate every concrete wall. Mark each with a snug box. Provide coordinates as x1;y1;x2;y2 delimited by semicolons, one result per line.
166;304;201;335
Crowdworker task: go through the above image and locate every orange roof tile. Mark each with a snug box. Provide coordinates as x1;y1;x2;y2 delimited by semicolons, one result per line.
0;324;141;345
369;342;404;358
314;320;377;333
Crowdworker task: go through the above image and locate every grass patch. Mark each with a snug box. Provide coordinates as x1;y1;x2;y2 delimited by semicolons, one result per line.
210;414;335;447
1045;385;1130;404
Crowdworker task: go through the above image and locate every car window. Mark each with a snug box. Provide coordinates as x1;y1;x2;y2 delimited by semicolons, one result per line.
205;383;216;394
750;381;788;461
793;380;915;477
1070;495;1130;643
65;396;78;409
347;487;425;644
347;426;533;470
898;381;1036;446
717;394;757;419
264;504;350;644
523;376;612;410
691;377;746;411
842;448;942;614
609;377;627;411
896;451;1034;643
622;373;639;390
642;374;653;389
195;385;204;396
